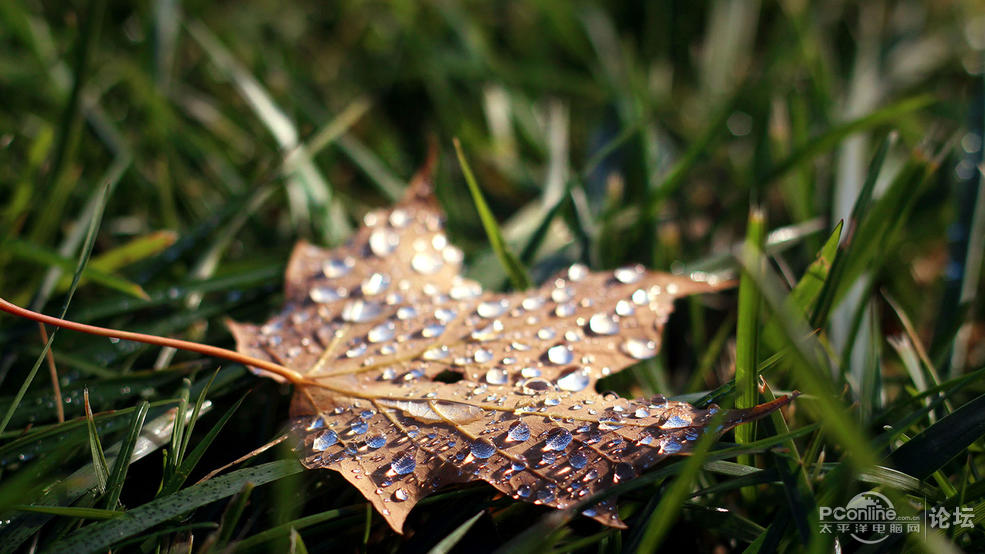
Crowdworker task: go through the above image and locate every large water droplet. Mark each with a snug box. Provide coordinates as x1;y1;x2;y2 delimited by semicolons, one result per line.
660;414;692;429
422;346;449;360
544;428;573;451
521;378;553;395
346;343;367;358
613;462;635;483
537;328;557;340
587;313;619;335
477;299;509;318
393;488;410;501
485;368;509;385
569;450;588;469
554;303;576;317
516;484;531;498
434;308;456;322
615;300;635;316
369;228;399;256
361;272;390;296
310;286;342;303
470;439;496;459
614;266;642;284
622;338;656;359
547;345;574;365
556;370;590;392
421;323;445;338
536;489;556;503
313;430;338;451
507;422;530;442
397;306;418;320
411;252;443;274
473;348;493;363
367;435;387;449
567;263;589;282
551;287;574;303
342;299;382;323
367;322;395;343
323;258;353;278
350;420;369;435
522;296;546;310
390;454;416;475
634;407;650;418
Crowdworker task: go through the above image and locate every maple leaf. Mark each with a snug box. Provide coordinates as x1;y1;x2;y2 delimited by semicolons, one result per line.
225;169;796;532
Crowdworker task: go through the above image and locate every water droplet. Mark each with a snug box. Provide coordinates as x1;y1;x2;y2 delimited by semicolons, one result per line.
390;454;416;475
422;346;449;360
634;408;650;418
367;435;387;449
622;338;656;360
614;266;642;284
544;397;561;406
421;323;445;338
522;296;545;310
393;488;410;501
587;313;619;335
512;460;527;471
537;327;556;340
477;299;508;318
547;345;574;365
569;450;588;469
450;280;483;300
474;348;493;363
346;343;367;358
411;252;443;274
471;439;496;459
544;428;573;451
389;209;410;227
342;299;382;323
551;287;574;303
109;337;120;344
434;308;456;322
615;300;635;316
361;272;391;295
631;289;648;305
367;322;395;343
310;286;342;303
382;368;397;380
507;422;530;442
554;303;576;317
661;414;692;429
521;378;553;395
520;367;541;378
516;484;532;498
613;462;635;483
307;417;325;431
323;258;353;278
369;228;399;256
485;368;509;385
313;430;338;451
396;306;417;320
556;371;589;392
661;438;683;454
567;263;589;282
582;507;598;517
350;420;369;435
536;489;556;503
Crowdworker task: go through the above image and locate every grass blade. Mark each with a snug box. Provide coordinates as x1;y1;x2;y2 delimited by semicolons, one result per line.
103;401;149;509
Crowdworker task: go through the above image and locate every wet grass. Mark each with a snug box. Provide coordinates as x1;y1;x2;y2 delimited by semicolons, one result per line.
1;1;984;552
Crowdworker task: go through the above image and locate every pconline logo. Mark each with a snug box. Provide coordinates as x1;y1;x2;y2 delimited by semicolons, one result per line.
819;491;909;544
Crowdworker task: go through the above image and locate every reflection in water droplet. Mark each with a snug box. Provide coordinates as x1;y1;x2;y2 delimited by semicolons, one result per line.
313;430;338;451
342;299;382;323
622;338;656;359
411;252;443;274
588;313;619;335
569;450;588;469
367;435;386;449
556;370;590;392
507;422;530;442
471;439;496;459
544;428;573;451
485;368;509;385
614;266;642;284
390;454;416;475
547;345;574;365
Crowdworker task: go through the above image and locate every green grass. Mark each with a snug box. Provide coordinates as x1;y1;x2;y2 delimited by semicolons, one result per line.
1;1;984;552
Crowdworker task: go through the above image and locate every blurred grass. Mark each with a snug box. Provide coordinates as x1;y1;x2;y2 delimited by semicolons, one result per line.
1;0;984;552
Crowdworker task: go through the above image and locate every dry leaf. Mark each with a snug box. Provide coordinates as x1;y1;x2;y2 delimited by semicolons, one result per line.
226;170;793;532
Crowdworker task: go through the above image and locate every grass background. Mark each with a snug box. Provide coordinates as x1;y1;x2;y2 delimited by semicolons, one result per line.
1;0;984;552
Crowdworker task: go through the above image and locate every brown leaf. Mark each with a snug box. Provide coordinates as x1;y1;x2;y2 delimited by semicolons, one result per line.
227;171;794;532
